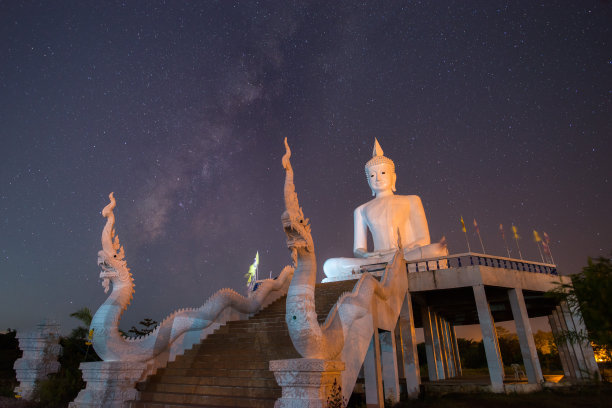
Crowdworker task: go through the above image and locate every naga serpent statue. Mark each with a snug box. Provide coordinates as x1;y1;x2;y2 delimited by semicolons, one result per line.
90;192;294;363
281;138;409;365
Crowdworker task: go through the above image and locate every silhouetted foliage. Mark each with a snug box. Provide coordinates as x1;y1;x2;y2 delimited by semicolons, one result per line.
128;318;158;337
496;326;522;365
457;338;487;368
327;378;347;408
419;330;562;374
69;307;93;340
534;330;562;372
0;329;20;397
548;255;612;365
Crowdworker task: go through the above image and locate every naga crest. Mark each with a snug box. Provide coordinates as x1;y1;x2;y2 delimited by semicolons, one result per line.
281;138;314;261
98;192;132;293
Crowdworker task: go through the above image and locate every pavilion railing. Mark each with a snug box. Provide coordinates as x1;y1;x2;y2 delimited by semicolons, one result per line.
405;252;557;275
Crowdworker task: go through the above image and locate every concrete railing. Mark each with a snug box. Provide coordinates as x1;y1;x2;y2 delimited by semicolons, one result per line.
406;252;557;275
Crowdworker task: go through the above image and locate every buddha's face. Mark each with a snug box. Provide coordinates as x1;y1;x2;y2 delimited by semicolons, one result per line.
367;163;396;196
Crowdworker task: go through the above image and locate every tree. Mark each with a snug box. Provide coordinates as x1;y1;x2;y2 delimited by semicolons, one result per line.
69;307;93;340
496;326;522;365
128;318;158;337
533;330;561;372
549;255;612;362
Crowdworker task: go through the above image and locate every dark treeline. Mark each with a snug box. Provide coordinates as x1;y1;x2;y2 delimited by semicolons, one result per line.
417;328;562;376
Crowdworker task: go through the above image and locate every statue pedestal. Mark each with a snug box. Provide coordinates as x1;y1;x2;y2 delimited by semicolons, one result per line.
13;320;61;400
69;361;147;408
269;358;345;408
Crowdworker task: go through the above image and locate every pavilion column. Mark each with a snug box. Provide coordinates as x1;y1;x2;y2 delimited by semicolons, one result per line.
380;331;400;404
559;302;600;380
450;325;462;376
547;314;572;379
507;288;543;384
472;284;504;392
364;329;384;408
394;324;404;381
438;318;453;377
421;306;440;381
396;292;420;399
443;320;457;377
431;313;447;379
556;305;588;379
550;311;578;380
561;302;601;380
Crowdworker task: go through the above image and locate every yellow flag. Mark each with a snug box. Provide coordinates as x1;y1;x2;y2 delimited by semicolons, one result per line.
245;251;259;286
85;328;94;346
512;225;519;240
533;230;541;242
460;216;466;232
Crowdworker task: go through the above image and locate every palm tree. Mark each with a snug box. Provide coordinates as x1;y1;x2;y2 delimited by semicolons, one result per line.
69;307;93;340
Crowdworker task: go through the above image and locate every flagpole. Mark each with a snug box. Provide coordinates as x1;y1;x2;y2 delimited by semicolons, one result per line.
461;216;471;252
255;251;259;283
474;218;485;254
512;225;523;260
500;224;511;258
477;233;485;253
543;232;556;265
533;230;545;263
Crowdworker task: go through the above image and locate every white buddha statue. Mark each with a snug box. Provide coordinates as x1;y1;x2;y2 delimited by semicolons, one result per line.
322;139;448;282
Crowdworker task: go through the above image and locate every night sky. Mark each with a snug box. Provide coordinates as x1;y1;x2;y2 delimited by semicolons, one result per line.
1;1;611;337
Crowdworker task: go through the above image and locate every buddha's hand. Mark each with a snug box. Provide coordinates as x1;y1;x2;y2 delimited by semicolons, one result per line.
354;248;396;258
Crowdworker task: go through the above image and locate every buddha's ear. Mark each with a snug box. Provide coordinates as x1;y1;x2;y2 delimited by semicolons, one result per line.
392;173;397;192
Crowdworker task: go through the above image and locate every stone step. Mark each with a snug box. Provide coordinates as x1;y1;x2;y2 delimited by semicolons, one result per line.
180;353;298;364
141;383;282;399
133;392;277;408
144;375;278;389
182;345;297;356
181;346;296;357
206;325;289;333
200;335;291;343
157;367;276;379
170;360;270;370
187;347;298;358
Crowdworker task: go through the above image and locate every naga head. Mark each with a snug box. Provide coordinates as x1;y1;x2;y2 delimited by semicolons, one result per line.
281;209;313;253
281;138;314;257
98;192;132;293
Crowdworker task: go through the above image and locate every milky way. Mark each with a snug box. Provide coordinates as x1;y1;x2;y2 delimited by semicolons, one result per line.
1;1;610;334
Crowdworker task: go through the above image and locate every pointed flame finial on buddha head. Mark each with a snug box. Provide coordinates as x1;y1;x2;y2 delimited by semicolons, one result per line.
365;138;396;196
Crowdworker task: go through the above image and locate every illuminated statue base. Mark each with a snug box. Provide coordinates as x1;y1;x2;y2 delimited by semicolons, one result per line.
322;243;448;283
69;362;147;408
269;359;345;408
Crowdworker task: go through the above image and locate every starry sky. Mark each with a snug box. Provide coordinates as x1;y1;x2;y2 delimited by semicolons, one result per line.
1;1;611;336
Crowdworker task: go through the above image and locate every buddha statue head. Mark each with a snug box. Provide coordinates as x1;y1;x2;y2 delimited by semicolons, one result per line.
365;139;396;197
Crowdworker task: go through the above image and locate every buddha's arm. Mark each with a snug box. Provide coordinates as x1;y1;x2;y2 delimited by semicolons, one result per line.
408;196;431;248
353;207;368;257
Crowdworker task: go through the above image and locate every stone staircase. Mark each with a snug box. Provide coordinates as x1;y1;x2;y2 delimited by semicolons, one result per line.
128;280;357;408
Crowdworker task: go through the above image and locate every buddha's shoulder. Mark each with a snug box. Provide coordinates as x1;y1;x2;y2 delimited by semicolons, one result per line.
355;194;422;213
395;194;422;204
